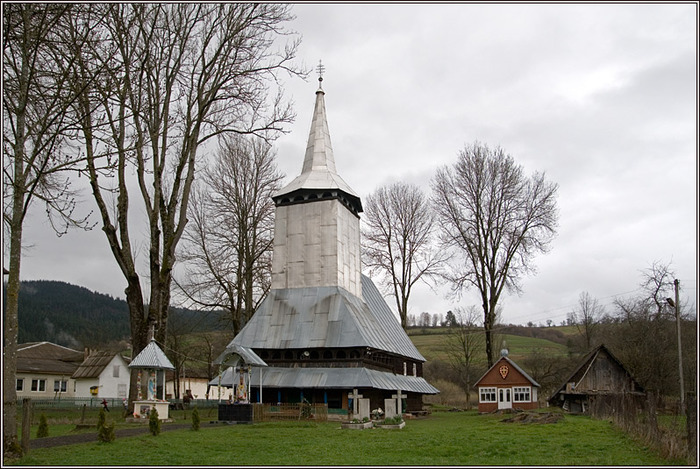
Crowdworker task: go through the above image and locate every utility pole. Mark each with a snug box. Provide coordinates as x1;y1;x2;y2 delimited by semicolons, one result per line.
666;279;685;412
674;279;684;412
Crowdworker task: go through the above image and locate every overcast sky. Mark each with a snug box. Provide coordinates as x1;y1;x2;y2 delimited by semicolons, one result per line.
17;3;697;326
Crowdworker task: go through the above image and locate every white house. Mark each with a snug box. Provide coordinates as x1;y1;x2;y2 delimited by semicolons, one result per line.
72;351;131;399
16;342;83;399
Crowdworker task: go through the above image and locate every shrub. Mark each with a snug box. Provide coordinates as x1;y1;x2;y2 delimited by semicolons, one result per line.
96;407;106;432
98;420;115;443
37;413;49;438
149;407;161;436
191;407;200;431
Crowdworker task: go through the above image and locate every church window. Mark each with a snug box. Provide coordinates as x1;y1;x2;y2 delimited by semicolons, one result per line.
336;350;346;359
413;363;417;377
349;350;360;359
272;351;281;359
284;351;293;360
479;387;497;403
323;350;333;359
310;350;319;359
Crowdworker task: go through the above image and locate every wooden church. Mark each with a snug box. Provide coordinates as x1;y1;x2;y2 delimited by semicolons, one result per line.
213;70;438;414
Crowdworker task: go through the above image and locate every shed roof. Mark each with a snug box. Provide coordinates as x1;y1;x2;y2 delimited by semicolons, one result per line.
212;366;439;395
230;275;425;362
548;343;644;402
72;351;128;379
128;340;174;370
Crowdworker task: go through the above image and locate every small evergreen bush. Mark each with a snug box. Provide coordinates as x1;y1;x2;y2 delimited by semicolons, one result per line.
191;407;200;431
96;407;106;432
98;420;115;443
149;407;161;436
37;413;49;438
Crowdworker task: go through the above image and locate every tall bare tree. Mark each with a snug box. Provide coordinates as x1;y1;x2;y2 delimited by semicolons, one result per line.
66;4;301;409
568;291;604;351
362;182;444;329
445;306;484;407
2;4;95;454
176;135;282;335
432;142;558;366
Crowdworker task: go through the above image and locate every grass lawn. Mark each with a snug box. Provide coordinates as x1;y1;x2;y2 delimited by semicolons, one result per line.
10;410;684;466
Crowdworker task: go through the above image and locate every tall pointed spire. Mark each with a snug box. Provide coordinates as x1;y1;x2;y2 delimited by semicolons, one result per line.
273;62;361;214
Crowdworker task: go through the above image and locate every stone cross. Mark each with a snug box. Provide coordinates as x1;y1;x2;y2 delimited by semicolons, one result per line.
348;388;363;415
392;389;407;415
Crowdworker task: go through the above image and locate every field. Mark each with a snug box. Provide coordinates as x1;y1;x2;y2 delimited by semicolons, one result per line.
408;329;570;363
9;408;686;466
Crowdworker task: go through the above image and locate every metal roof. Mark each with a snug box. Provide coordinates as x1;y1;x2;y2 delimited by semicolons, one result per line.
212;366;439;395
214;344;268;367
128;339;174;370
273;85;359;201
230;275;425;362
72;351;128;379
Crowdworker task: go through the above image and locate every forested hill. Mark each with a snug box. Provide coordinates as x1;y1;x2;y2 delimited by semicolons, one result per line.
3;280;225;350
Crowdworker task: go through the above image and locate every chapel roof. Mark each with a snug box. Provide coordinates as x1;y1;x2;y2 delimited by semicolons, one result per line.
128;339;174;370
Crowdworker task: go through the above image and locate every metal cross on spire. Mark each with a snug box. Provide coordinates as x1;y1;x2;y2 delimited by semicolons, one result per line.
316;59;325;87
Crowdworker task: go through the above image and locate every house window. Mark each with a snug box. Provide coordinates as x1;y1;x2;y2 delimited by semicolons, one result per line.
16;379;24;391
118;384;127;398
513;386;531;402
113;365;120;378
31;379;46;392
479;387;497;403
53;380;67;393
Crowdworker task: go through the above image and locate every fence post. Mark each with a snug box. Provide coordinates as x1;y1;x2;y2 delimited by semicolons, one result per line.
21;398;32;455
686;391;696;464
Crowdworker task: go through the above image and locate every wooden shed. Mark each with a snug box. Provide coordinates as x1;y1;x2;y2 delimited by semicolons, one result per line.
474;351;540;413
548;344;645;413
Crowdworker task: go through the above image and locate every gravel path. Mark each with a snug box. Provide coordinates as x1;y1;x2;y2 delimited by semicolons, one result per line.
29;422;223;449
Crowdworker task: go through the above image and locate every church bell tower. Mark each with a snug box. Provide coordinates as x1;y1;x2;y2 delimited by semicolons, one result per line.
270;65;363;297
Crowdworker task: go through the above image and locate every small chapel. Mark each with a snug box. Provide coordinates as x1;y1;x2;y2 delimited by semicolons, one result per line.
213;67;439;415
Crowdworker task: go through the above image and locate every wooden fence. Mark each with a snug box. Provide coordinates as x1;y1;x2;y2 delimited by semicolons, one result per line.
252;403;328;422
587;392;695;465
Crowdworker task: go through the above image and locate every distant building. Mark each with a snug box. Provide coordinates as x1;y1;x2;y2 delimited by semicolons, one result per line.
213;72;438;413
15;342;84;399
548;343;645;413
474;350;540;413
72;350;131;399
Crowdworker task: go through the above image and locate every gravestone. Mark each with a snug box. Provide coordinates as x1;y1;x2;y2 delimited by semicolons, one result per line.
384;398;397;419
358;398;370;420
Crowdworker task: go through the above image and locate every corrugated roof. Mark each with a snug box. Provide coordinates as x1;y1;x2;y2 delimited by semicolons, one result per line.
230;275;425;362
72;351;127;379
214;344;268;367
212;366;440;395
128;340;174;370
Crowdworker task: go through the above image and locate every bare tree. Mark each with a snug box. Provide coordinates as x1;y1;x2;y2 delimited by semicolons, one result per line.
445;306;484;408
432;141;558;367
176;135;282;335
2;4;95;454
568;291;604;351
362;182;445;329
66;4;301;409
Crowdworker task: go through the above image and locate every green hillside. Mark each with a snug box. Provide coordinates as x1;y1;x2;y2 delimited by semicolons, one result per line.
408;328;569;364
